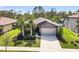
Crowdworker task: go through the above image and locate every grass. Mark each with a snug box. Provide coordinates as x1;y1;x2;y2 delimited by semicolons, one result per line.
63;27;79;42
0;28;40;47
15;38;40;47
59;27;79;48
0;28;21;46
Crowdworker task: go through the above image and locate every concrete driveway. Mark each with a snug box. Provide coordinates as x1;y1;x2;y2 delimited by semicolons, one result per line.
40;34;61;52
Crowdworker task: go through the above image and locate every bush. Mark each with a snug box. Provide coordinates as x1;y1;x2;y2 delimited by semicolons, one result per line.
71;41;78;47
61;37;67;43
76;40;79;44
29;36;36;40
73;43;78;47
17;33;24;40
16;40;22;45
71;41;74;44
77;34;79;37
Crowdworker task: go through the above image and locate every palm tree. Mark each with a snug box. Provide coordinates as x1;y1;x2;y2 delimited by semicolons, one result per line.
29;19;33;36
50;8;57;18
17;17;26;37
32;6;45;18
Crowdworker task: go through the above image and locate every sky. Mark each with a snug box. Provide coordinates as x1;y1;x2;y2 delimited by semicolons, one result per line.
0;6;79;14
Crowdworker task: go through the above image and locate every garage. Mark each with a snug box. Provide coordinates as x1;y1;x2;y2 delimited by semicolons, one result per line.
33;17;62;36
40;28;56;35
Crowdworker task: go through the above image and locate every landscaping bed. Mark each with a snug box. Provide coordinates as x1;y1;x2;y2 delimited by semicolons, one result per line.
58;27;79;49
14;37;40;47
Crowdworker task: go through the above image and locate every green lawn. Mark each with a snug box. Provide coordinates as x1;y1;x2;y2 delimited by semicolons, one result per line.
0;28;21;46
0;28;40;47
59;27;79;48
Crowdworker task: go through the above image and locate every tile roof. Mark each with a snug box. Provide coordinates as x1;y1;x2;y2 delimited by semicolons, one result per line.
0;17;17;26
68;14;79;18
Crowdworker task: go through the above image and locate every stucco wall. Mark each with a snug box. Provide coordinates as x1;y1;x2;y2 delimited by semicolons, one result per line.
2;24;13;33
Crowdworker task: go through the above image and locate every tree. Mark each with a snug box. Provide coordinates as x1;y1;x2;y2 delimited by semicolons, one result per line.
52;15;61;23
32;6;45;18
50;8;57;19
29;19;33;36
0;9;16;19
17;16;26;37
68;10;73;15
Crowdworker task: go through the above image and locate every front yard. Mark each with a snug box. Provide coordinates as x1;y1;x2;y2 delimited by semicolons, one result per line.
0;28;21;46
59;27;79;49
0;28;40;47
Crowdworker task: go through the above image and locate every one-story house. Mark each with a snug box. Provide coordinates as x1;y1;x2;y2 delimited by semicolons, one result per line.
33;17;62;35
0;17;17;33
64;14;79;33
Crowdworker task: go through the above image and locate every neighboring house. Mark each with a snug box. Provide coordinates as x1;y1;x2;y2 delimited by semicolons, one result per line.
64;14;79;33
33;17;62;35
0;17;17;33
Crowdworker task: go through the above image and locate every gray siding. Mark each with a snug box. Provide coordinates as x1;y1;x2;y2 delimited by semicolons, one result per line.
38;21;56;28
64;18;78;33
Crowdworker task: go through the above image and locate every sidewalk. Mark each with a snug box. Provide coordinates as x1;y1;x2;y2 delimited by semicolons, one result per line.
0;46;40;51
0;46;79;52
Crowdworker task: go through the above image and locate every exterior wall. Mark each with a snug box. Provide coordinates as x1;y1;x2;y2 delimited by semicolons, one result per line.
64;18;78;33
37;21;56;28
2;24;13;33
37;21;57;35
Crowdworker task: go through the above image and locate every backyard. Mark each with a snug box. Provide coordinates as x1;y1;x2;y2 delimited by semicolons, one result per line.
59;27;79;49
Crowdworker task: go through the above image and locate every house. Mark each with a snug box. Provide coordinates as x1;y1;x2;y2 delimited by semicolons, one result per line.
64;14;79;33
33;17;62;35
0;17;17;33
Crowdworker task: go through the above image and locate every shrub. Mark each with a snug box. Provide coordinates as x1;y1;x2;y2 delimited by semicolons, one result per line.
76;40;79;44
61;37;67;43
71;41;78;47
17;33;24;40
29;36;36;40
73;43;78;47
16;40;22;45
77;34;79;37
71;41;74;44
